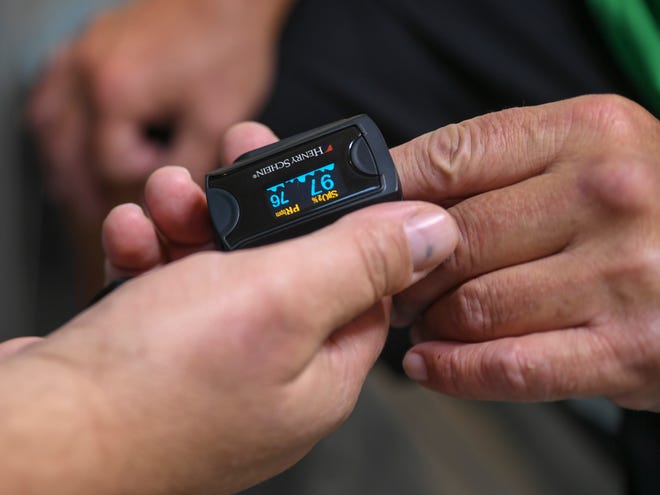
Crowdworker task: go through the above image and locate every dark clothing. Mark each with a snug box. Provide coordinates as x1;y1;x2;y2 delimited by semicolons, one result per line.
259;1;656;494
261;0;638;145
621;410;660;495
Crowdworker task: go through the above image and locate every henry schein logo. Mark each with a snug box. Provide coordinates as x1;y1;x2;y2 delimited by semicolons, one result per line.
252;144;334;179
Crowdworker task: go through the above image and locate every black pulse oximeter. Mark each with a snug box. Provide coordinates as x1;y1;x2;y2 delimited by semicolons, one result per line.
205;115;402;251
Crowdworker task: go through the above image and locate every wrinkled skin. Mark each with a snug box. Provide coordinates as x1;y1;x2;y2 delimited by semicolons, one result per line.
393;95;660;412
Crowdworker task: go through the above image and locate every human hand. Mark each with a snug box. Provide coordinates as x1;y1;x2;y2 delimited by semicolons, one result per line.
391;95;660;411
0;123;458;494
28;0;293;221
100;122;296;282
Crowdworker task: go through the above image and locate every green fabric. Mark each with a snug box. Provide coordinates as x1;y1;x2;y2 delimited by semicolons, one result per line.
586;0;660;116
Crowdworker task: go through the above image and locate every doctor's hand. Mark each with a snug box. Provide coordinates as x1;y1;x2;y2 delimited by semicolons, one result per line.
0;123;458;495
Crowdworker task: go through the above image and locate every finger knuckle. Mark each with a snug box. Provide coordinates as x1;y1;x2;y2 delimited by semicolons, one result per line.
580;156;657;213
571;94;645;145
448;279;497;339
424;121;477;191
490;344;541;398
604;240;660;297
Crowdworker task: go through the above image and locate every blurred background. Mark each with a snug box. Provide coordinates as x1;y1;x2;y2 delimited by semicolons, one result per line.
1;0;656;493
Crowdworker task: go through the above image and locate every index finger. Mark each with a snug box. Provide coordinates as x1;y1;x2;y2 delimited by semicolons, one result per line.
391;95;643;202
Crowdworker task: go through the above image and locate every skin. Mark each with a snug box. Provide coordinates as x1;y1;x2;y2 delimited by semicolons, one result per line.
392;94;660;411
27;0;294;297
103;95;660;412
3;93;656;491
23;0;659;414
0;125;458;494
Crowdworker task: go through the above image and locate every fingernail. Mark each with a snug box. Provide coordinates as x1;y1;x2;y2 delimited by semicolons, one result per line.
403;352;428;382
404;211;456;273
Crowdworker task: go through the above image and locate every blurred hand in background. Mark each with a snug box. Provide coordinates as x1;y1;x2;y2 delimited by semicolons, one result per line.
27;0;294;297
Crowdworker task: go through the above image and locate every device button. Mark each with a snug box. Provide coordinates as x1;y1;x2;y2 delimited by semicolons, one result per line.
207;188;240;237
350;136;378;175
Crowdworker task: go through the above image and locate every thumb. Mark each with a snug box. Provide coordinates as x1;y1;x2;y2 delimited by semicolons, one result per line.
231;200;459;355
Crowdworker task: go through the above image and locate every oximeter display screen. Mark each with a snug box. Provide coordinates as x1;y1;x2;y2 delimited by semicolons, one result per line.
206;115;401;251
265;162;346;220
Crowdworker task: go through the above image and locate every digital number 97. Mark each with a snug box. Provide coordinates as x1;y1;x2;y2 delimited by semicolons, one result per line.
310;174;335;196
